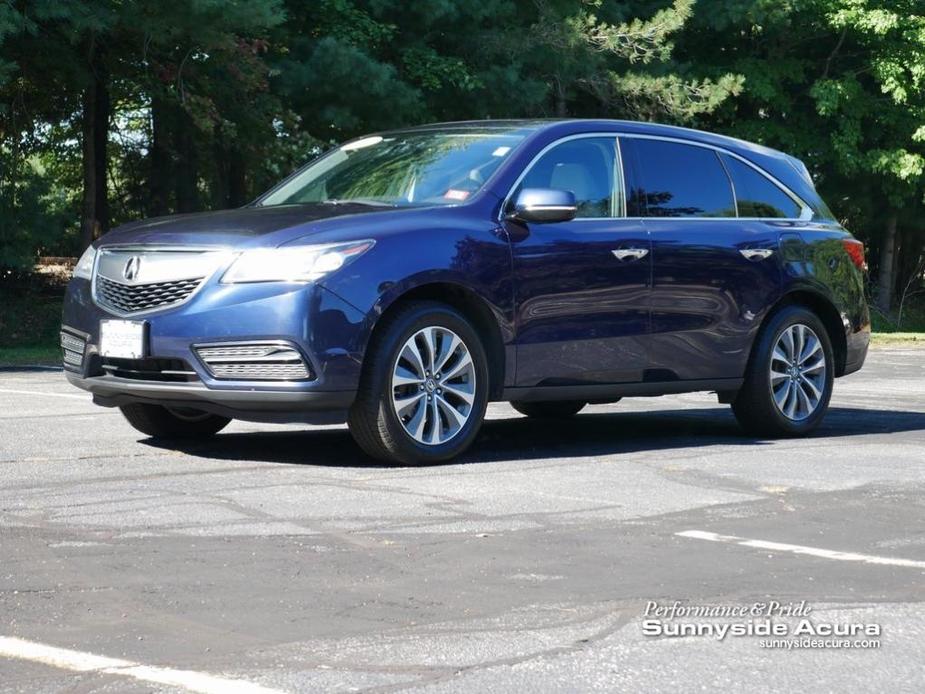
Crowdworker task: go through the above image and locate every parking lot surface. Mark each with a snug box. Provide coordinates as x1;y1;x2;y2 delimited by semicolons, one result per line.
1;347;923;693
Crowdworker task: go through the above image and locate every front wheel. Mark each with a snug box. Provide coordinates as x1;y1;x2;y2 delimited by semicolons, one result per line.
119;403;230;438
732;306;834;437
348;301;489;465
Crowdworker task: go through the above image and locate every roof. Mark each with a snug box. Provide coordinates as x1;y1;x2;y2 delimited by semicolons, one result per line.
375;118;831;219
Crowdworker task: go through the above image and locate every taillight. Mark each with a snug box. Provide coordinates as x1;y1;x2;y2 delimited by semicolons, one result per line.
842;239;867;272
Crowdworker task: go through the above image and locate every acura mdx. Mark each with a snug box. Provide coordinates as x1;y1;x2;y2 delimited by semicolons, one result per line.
62;120;870;464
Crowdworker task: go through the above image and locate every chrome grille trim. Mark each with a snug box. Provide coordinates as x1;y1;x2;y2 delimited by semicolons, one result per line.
96;276;205;314
194;341;314;381
98;356;200;382
60;329;87;368
91;246;228;317
208;362;311;379
60;331;85;352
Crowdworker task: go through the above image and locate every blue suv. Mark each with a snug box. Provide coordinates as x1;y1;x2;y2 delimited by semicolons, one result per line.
62;120;870;464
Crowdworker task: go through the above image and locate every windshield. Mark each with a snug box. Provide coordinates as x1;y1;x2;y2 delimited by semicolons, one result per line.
258;130;526;208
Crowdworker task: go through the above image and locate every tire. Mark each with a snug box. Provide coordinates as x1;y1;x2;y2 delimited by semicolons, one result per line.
510;400;586;418
732;305;834;437
119;403;230;438
348;301;490;465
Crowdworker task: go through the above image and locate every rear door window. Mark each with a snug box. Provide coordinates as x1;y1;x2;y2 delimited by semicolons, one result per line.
720;154;803;218
622;138;735;218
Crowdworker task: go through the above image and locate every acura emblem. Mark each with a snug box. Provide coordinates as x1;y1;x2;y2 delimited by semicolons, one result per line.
122;256;141;281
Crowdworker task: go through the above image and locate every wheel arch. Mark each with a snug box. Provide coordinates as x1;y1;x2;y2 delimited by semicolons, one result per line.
757;289;848;376
369;282;508;400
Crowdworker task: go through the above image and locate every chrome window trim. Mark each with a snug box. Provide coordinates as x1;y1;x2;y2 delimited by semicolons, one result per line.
617;133;813;221
500;131;814;223
500;132;624;223
90;245;231;318
614;136;627;217
715;148;739;218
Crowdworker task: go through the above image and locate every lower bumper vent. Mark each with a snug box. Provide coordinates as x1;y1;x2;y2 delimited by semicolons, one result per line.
100;357;199;382
60;330;87;368
194;342;313;381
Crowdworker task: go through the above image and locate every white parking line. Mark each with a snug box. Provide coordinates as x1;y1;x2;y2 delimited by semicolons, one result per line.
0;388;87;400
0;636;284;694
676;530;925;569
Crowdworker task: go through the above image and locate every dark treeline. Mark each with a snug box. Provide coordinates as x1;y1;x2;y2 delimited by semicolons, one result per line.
1;1;923;314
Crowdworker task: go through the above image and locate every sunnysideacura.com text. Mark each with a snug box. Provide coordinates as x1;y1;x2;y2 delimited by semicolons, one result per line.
641;601;881;650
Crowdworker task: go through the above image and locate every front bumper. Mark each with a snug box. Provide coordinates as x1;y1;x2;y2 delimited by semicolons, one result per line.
62;275;367;422
64;370;353;423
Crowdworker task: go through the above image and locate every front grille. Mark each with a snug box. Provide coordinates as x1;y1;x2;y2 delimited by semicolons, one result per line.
60;330;86;368
195;342;313;381
207;362;310;379
100;356;199;382
96;275;204;314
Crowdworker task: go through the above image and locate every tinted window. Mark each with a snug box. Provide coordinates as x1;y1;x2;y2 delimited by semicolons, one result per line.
721;154;802;218
623;139;735;218
516;138;616;218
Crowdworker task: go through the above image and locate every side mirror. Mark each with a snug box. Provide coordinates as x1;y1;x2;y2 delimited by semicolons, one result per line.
507;188;577;223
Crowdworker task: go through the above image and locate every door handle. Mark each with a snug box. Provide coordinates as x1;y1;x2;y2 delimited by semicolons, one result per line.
740;248;774;261
612;248;649;261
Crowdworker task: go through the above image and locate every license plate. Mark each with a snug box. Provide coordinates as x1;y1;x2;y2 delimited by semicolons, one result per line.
99;320;146;359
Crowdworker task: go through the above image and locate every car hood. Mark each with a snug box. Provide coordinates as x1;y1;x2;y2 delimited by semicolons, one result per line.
98;203;405;248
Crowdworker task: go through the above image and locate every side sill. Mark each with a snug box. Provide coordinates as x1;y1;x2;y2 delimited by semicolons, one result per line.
501;378;744;403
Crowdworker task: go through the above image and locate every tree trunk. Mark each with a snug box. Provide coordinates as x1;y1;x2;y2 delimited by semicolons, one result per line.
212;128;246;209
877;211;898;314
93;53;110;234
79;65;98;253
174;110;199;213
227;146;246;208
149;95;171;216
553;76;567;117
78;41;110;253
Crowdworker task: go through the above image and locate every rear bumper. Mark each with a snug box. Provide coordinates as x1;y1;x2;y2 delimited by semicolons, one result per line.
65;370;354;423
842;326;870;377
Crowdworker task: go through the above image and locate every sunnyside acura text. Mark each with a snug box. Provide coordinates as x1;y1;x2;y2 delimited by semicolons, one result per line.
61;119;870;464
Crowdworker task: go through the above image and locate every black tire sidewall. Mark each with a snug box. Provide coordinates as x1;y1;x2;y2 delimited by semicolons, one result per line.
365;303;489;464
746;306;835;435
119;402;230;438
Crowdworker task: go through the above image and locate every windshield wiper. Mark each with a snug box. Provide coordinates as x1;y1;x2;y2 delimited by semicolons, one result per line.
321;198;398;208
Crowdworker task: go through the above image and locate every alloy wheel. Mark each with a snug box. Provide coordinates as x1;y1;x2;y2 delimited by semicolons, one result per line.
391;326;476;445
769;323;827;421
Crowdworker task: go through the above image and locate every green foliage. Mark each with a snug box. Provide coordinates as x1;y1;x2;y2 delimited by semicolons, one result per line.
572;0;694;64
0;0;921;320
0;151;69;267
0;266;65;350
677;0;925;282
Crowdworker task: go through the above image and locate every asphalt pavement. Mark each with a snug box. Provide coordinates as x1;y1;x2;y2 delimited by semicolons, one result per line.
1;347;923;693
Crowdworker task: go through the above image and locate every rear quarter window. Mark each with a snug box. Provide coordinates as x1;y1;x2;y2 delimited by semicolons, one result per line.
720;154;802;219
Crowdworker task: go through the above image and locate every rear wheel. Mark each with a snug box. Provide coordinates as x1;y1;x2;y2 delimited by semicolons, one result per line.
732;305;834;437
510;400;586;418
119;403;230;438
348;301;489;465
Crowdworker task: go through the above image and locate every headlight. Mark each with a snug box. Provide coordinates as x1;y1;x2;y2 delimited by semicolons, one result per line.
73;245;96;280
221;240;374;284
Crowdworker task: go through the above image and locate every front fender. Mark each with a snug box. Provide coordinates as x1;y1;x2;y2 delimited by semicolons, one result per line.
319;223;514;360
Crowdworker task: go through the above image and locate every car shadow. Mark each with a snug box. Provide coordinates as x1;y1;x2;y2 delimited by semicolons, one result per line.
140;405;925;468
